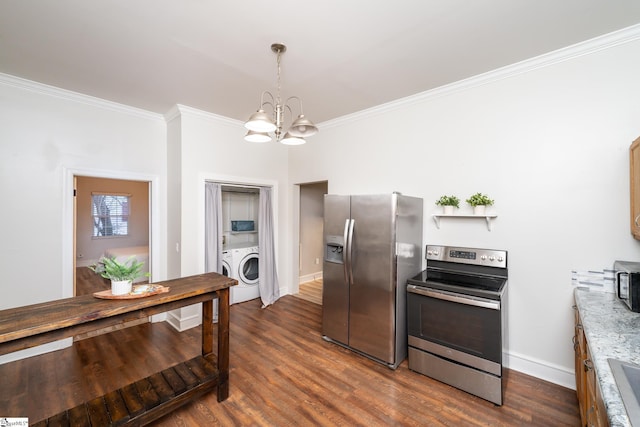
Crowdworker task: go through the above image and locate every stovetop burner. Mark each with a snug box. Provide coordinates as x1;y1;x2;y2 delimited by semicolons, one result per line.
408;245;508;300
408;269;507;299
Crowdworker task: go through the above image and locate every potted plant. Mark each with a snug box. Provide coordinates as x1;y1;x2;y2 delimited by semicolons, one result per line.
466;193;494;215
435;195;460;215
90;255;148;295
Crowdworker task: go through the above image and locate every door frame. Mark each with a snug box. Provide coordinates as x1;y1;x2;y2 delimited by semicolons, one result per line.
62;167;161;299
198;172;278;273
294;180;328;296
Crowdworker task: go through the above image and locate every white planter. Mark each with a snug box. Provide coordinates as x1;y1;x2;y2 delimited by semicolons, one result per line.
473;205;486;215
443;205;455;215
111;279;133;296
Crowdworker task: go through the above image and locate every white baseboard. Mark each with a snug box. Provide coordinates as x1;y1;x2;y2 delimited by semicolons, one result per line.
299;271;323;284
165;310;201;332
0;338;72;365
504;350;575;390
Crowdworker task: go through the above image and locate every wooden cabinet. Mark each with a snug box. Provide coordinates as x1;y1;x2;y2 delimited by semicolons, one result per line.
573;305;609;427
630;136;640;239
574;306;587;423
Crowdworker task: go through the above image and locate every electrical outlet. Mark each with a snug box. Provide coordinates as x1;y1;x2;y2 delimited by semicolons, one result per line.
315;258;320;265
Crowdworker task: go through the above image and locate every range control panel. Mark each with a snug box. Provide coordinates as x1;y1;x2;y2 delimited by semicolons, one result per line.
426;245;507;268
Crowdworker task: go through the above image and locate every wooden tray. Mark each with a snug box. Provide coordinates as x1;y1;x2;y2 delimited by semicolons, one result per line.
93;284;170;299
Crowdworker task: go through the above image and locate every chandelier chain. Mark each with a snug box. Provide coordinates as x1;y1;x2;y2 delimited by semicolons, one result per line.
276;49;282;106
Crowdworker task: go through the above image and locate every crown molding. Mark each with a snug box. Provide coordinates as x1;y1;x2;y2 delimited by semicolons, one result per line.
320;23;640;130
0;72;164;122
165;104;242;127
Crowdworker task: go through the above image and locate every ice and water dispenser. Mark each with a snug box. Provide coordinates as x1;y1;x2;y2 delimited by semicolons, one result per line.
325;235;344;264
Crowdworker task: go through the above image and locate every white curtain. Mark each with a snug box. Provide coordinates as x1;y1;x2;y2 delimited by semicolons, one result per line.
204;182;223;274
258;187;280;308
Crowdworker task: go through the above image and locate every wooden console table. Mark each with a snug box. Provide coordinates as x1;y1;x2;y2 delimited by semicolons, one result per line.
0;272;236;426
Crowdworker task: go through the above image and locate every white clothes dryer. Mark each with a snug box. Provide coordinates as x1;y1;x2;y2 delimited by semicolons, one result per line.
230;245;260;304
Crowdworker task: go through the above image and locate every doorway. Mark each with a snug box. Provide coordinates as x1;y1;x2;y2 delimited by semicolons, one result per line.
74;176;151;296
295;181;327;305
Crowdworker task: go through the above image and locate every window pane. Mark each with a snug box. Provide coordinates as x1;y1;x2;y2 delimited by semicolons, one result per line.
92;194;130;237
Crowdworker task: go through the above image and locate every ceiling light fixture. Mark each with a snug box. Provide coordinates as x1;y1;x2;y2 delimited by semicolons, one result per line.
244;43;318;145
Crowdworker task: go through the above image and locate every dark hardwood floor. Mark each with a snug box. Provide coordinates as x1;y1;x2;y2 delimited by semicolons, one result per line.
0;295;580;426
76;265;111;296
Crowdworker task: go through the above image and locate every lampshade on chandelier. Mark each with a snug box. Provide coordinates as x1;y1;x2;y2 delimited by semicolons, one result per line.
244;43;318;145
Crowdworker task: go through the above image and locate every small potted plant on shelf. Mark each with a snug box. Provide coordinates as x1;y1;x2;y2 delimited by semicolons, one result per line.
435;195;460;215
466;193;494;215
90;256;148;296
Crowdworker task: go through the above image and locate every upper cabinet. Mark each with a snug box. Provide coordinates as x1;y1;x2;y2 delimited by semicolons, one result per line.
630;136;640;239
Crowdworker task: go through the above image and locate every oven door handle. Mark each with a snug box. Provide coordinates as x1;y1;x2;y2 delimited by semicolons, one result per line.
407;285;501;310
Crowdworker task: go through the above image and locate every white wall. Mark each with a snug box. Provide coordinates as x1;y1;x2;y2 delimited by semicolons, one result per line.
222;190;259;248
0;76;167;363
288;37;640;387
167;106;290;291
0;76;167;311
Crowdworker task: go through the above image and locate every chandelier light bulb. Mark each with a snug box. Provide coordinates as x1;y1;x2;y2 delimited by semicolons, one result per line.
281;132;306;145
245;109;276;133
244;130;272;143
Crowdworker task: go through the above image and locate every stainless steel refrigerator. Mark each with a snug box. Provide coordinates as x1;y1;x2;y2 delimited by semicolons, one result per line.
322;193;423;369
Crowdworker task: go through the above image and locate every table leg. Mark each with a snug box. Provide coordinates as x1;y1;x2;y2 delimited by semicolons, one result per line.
216;288;230;401
202;299;213;356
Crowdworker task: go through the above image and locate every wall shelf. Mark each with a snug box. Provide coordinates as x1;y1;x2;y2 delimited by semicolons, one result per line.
432;214;498;231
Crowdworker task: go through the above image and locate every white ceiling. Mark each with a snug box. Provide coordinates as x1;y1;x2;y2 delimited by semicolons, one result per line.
2;1;640;124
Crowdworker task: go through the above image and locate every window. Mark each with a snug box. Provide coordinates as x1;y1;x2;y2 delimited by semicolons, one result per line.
92;193;130;237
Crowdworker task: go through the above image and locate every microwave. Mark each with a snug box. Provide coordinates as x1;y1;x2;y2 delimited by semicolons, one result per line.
613;260;640;313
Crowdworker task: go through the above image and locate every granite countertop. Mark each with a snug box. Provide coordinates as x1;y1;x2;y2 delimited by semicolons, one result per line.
574;289;640;427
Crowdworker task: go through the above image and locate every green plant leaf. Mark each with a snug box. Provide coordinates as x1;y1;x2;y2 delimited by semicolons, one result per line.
90;255;146;281
435;195;460;208
465;193;494;207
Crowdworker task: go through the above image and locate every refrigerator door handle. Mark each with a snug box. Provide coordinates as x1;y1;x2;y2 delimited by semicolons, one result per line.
347;219;355;285
343;219;350;285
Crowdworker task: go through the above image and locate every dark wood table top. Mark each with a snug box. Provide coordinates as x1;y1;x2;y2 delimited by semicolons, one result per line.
0;272;236;345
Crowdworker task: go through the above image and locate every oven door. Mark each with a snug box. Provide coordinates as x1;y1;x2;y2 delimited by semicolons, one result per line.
407;284;502;375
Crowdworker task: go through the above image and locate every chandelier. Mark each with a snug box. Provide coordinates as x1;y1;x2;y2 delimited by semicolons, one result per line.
244;43;318;145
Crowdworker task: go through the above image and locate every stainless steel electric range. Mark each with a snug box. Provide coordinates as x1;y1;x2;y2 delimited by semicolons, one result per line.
407;245;508;405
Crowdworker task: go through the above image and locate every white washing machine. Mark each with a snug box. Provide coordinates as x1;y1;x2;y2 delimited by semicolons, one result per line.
221;249;233;278
230;245;260;304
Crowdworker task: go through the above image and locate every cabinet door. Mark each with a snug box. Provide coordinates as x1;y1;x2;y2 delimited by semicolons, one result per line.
573;307;589;426
593;374;609;427
574;307;588;426
630;136;640;239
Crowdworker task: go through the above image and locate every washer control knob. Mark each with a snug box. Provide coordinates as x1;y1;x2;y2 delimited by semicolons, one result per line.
489;256;496;261
481;255;487;260
498;256;504;262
